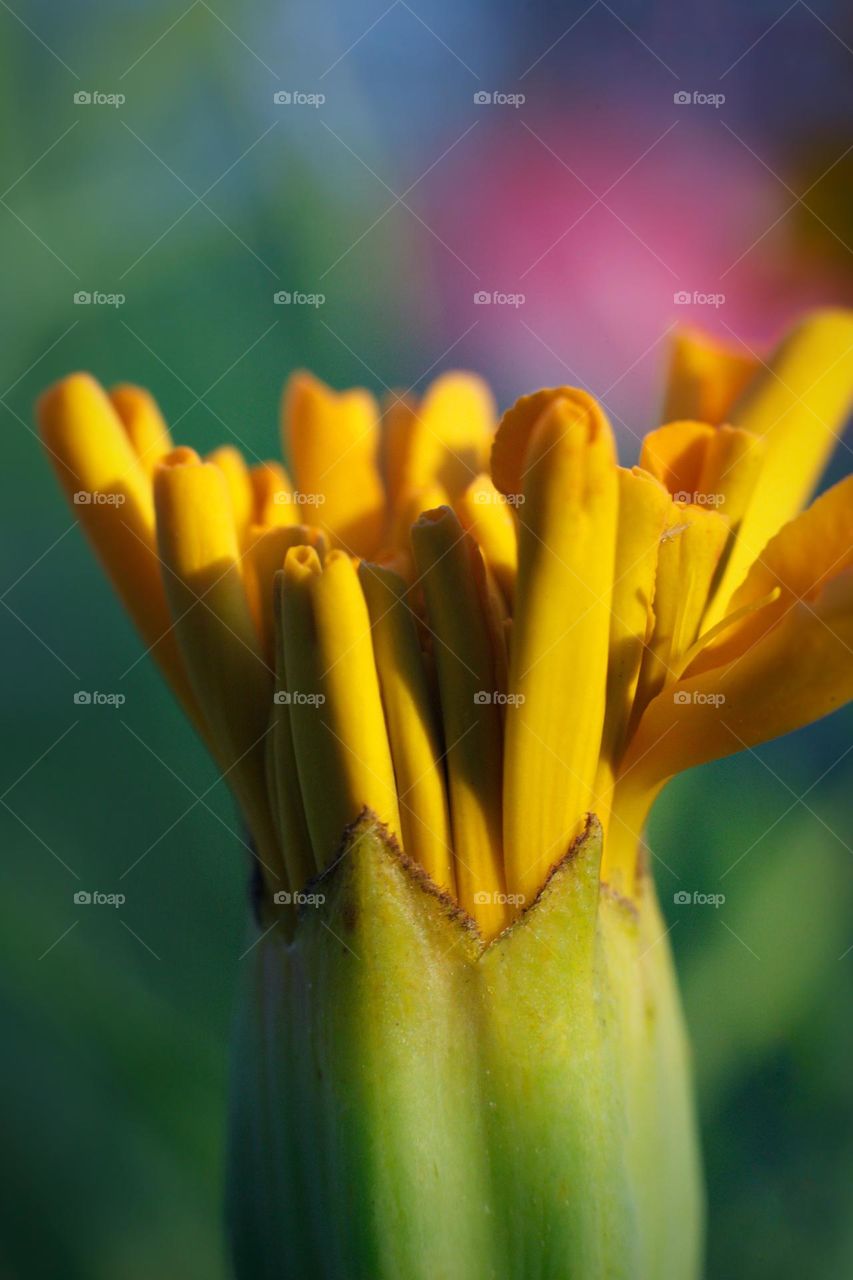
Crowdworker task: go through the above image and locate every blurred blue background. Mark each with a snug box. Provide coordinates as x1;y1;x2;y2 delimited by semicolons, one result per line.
1;1;852;1276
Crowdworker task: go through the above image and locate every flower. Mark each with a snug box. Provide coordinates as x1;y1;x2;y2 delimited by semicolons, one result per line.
37;309;853;1278
37;309;853;932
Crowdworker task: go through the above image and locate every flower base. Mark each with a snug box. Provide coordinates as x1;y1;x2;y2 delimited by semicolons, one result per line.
227;816;703;1279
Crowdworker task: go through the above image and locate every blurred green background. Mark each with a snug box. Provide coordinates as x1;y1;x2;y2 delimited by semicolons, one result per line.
2;2;852;1277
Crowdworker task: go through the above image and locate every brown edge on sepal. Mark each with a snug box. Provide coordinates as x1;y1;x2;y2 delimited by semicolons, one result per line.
300;807;481;942
260;809;609;953
478;813;604;952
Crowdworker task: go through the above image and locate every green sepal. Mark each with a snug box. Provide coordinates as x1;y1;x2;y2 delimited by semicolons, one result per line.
227;814;703;1279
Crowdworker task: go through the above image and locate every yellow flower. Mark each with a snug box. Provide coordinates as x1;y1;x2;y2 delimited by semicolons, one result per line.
37;309;853;932
37;309;853;1279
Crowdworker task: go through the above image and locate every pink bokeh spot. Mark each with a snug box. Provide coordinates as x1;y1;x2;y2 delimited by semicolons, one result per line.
422;112;849;447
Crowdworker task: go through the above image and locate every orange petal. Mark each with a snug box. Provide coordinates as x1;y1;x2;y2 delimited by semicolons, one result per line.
639;421;715;500
662;328;759;424
250;460;298;527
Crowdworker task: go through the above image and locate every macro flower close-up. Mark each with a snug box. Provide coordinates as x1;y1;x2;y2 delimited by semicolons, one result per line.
4;3;853;1278
35;307;853;1278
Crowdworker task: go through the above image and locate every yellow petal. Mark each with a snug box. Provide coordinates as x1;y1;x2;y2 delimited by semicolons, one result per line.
390;481;449;559
705;308;853;624
380;391;418;509
502;393;618;905
632;502;730;715
359;561;455;894
639;421;715;500
480;560;511;708
154;451;280;883
268;569;316;891
639;419;768;647
410;507;508;936
280;547;402;870
619;569;853;794
282;372;384;558
109;383;173;476
672;585;781;682
206;445;254;543
490;385;582;499
243;523;326;664
277;547;326;871
640;417;765;542
37;374;202;730
662;328;759;424
454;473;518;608
695;425;765;528
250;461;297;527
390;372;496;508
691;474;853;673
607;566;853;896
598;466;671;780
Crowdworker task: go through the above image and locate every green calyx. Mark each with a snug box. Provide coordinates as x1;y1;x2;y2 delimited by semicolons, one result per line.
227;815;703;1279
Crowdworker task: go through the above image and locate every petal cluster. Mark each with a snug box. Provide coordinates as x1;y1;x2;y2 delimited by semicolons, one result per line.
38;311;853;934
